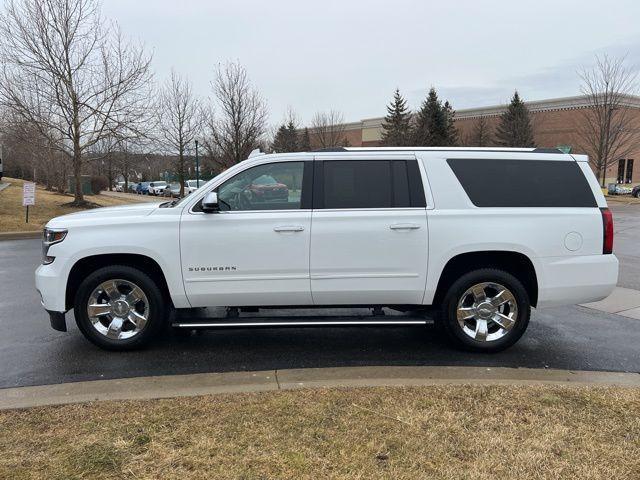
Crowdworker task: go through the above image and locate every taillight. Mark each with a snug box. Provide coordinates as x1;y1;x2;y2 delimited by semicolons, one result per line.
600;207;614;254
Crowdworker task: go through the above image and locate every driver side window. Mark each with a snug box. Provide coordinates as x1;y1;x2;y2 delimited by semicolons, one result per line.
217;162;304;211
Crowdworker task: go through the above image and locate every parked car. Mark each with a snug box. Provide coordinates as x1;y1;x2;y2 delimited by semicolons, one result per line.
185;179;204;195
115;182;125;192
632;185;640;198
248;174;289;201
163;182;181;198
36;147;618;352
608;183;633;195
135;182;150;195
148;181;168;196
128;183;139;193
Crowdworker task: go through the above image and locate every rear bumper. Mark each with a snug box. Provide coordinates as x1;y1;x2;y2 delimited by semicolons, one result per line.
537;254;619;308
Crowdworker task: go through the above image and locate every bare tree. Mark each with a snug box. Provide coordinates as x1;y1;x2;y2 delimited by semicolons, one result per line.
0;0;153;205
157;70;203;196
467;116;493;146
1;112;70;191
206;61;268;169
310;110;347;148
577;55;639;186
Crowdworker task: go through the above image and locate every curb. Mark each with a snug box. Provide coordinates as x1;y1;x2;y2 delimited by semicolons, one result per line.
1;366;639;410
0;231;41;241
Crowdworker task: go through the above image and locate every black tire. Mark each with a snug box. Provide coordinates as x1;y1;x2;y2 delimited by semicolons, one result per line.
438;268;530;352
74;265;167;350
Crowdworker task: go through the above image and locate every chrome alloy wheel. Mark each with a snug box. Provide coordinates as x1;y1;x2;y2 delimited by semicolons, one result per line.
86;279;150;340
456;282;518;342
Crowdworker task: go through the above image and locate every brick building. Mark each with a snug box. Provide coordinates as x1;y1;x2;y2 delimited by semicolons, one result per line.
313;94;640;186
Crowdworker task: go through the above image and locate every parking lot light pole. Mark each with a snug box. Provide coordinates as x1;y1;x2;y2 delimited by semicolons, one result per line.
195;140;200;186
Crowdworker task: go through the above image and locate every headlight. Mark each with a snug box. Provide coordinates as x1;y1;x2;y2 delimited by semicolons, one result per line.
42;228;67;265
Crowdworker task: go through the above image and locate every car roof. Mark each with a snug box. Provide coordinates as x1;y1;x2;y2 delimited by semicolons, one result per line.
247;147;569;162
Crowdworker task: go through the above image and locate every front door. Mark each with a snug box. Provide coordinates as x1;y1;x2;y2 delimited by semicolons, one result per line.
180;160;313;307
310;156;429;305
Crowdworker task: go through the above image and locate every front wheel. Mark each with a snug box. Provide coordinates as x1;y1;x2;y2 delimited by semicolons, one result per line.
73;265;167;350
438;268;530;352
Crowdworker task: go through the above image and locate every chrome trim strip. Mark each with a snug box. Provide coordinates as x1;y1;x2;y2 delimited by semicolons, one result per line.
173;320;428;328
186;274;309;283
310;273;420;280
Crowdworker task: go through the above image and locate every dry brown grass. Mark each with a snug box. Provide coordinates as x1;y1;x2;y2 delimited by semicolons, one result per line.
1;385;639;479
0;177;137;232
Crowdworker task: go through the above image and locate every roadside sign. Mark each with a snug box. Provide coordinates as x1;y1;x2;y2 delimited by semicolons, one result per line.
22;182;35;206
22;182;35;223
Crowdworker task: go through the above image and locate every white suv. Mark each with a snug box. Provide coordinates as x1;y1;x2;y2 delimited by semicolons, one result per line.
185;179;204;195
148;181;167;196
35;148;618;352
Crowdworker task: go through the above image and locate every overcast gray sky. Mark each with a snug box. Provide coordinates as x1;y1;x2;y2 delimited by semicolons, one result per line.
99;0;640;125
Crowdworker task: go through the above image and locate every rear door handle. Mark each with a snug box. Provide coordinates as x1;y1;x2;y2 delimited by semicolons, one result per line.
389;223;421;230
274;226;305;232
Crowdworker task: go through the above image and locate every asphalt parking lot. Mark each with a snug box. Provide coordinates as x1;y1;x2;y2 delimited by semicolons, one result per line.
0;203;638;388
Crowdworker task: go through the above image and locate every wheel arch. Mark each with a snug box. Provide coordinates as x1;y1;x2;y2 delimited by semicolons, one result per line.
432;251;538;307
66;253;172;311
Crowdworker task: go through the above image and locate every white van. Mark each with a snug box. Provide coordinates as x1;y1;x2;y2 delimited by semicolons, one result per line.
36;147;618;352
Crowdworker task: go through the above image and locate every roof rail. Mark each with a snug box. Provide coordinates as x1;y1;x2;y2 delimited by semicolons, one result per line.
312;147;348;152
532;147;564;154
248;148;265;159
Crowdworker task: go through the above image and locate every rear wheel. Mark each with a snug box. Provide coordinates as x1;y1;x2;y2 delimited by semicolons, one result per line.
438;268;530;352
74;265;166;350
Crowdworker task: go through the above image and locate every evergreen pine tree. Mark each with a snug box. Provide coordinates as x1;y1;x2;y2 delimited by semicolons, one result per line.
298;127;311;151
381;88;413;146
495;91;536;147
271;124;288;152
284;120;298;151
414;88;439;145
414;88;457;146
271;121;299;152
443;100;459;146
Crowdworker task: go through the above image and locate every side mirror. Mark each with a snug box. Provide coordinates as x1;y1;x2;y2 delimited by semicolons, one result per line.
202;192;219;213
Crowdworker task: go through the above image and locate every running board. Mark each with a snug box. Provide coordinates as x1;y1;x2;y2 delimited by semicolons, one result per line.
172;319;428;329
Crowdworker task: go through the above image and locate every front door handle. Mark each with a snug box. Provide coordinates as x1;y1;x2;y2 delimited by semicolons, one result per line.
389;223;421;230
274;226;305;232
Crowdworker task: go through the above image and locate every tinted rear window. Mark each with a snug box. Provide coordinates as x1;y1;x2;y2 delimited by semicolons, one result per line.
318;160;426;209
447;158;597;207
323;160;392;209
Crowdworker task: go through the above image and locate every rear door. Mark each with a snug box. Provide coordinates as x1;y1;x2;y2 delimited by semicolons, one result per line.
310;154;428;305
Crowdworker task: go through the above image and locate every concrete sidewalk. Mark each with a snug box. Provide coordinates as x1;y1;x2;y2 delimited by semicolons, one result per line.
581;286;640;320
1;366;639;410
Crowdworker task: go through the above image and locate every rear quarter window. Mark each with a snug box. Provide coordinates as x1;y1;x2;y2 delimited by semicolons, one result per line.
447;158;597;207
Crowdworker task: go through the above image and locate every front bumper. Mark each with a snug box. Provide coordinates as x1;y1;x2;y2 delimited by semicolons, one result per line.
35;259;68;313
47;310;67;331
37;261;70;332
